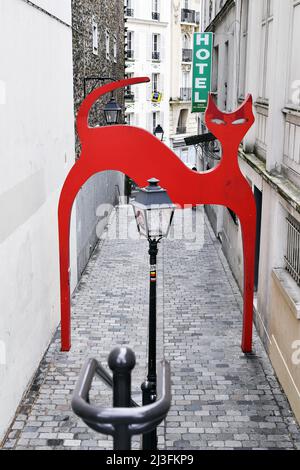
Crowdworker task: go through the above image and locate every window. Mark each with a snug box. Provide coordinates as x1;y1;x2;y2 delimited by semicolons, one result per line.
126;113;134;126
288;1;300;107
106;30;110;60
285;215;300;285
259;0;274;100
152;112;160;132
152;34;160;60
152;0;160;20
238;0;249;98
152;73;159;92
177;109;188;134
212;45;219;93
92;21;98;55
126;0;134;17
127;31;134;59
113;36;117;63
125;73;134;100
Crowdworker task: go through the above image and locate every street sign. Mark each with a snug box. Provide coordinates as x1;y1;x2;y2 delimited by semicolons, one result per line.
192;32;213;113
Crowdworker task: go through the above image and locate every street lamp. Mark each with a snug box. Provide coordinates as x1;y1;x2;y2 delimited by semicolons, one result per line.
83;76;122;125
153;124;164;141
104;96;122;125
131;178;176;449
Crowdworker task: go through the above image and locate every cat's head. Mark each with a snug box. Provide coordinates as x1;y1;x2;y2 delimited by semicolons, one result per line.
205;94;254;145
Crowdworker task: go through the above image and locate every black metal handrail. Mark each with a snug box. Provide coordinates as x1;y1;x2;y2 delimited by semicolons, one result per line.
72;347;171;450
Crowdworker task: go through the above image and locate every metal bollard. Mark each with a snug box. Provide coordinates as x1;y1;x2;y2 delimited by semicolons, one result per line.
108;347;136;450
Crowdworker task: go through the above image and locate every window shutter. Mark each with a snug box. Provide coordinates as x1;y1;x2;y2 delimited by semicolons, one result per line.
146;83;152;101
146;112;153;132
134;31;139;60
159;73;164;95
160;34;165;61
147;33;153;61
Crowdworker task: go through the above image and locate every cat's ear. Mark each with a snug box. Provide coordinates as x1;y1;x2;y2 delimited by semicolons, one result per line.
206;93;223;119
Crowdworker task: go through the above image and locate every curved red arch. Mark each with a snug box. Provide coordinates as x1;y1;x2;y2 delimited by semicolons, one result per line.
58;77;256;352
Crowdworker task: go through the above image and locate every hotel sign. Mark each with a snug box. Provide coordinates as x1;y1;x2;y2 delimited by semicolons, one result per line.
192;32;213;113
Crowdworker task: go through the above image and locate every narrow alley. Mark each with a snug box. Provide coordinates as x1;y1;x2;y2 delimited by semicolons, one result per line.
2;207;300;450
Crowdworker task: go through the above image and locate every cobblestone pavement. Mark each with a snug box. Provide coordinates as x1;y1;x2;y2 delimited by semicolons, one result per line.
2;206;300;450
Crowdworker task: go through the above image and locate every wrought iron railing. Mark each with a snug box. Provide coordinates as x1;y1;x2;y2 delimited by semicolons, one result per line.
180;87;192;101
126;8;134;17
181;8;196;23
182;49;192;62
126;49;134;60
152;12;160;20
285;216;300;285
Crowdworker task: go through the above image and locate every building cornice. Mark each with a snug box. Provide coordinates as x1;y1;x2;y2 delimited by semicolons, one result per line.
205;0;235;32
126;17;168;28
239;149;300;215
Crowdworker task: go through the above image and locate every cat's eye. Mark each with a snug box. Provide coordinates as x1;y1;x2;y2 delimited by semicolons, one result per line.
211;119;226;125
232;118;248;125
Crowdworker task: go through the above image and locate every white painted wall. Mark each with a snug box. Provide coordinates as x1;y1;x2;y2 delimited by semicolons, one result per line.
0;0;77;440
125;0;171;146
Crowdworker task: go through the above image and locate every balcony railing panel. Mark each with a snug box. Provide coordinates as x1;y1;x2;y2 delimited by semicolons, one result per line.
285;216;300;286
126;8;134;17
254;102;268;160
152;51;160;61
180;87;192;101
126;49;134;60
125;92;135;102
152;12;160;21
181;8;196;23
283;112;300;173
182;49;192;62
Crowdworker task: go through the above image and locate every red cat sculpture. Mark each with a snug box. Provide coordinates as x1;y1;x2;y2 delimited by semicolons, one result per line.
58;77;256;353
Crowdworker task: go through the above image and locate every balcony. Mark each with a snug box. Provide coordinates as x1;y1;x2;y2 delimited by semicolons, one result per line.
125;91;135;101
152;12;160;21
176;126;187;134
181;8;196;23
126;49;134;60
152;51;160;61
126;8;134;17
180;87;192;101
182;48;192;62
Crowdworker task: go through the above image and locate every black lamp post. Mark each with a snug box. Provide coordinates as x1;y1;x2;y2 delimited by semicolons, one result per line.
153;124;164;141
131;178;176;449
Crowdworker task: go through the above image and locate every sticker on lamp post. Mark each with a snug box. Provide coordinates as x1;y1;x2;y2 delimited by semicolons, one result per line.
192;32;213;113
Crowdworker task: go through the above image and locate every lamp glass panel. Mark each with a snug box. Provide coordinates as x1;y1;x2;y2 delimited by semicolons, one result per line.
147;208;174;238
133;207;148;238
105;110;118;125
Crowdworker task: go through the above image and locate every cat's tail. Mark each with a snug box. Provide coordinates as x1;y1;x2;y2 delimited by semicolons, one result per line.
76;77;150;140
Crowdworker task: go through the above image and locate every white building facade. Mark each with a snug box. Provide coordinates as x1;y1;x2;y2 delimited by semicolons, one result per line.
169;0;201;168
125;0;171;148
0;0;77;440
125;0;201;170
201;0;300;423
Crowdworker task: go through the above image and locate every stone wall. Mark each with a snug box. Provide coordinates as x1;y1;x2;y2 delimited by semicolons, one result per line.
72;0;125;278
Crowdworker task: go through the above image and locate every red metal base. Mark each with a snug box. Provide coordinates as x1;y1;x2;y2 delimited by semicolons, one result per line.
58;77;256;353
